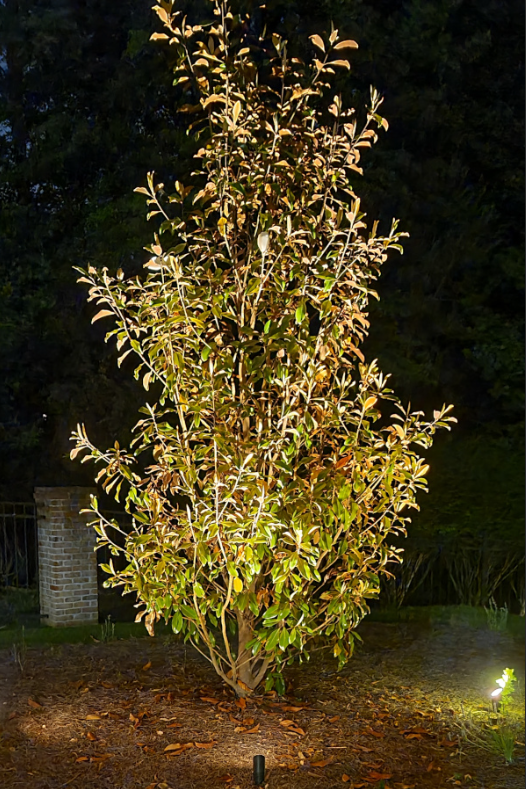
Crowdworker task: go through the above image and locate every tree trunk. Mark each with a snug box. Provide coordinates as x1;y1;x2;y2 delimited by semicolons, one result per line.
233;610;269;697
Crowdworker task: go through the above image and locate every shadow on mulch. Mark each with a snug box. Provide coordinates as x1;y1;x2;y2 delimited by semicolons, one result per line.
0;615;524;789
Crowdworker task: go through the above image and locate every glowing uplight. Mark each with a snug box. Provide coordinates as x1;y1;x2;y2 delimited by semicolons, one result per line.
489;667;516;710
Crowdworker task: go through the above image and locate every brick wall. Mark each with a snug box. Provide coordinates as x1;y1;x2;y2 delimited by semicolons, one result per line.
34;487;99;626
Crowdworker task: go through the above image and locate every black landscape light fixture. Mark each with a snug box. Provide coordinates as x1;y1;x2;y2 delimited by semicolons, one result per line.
253;754;265;785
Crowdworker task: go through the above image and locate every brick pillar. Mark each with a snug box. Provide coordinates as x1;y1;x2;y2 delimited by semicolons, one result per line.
34;487;98;627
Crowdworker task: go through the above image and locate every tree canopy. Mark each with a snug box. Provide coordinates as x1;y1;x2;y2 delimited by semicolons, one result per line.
0;0;523;558
71;0;455;695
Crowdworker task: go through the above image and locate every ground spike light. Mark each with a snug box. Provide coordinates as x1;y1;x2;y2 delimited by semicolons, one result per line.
253;754;265;785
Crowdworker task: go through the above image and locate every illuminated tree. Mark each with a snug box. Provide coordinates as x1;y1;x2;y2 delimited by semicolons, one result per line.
71;0;455;696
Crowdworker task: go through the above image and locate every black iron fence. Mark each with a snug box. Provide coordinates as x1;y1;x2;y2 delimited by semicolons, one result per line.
0;501;38;588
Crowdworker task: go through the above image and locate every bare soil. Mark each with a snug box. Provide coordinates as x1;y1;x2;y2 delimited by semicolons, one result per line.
0;614;524;789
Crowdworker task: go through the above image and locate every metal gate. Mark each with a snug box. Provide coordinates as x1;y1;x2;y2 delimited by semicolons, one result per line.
0;502;38;588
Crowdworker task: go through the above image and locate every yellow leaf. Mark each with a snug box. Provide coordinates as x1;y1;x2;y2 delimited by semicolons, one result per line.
393;423;405;440
329;59;350;69
150;32;169;41
363;396;378;411
232;100;241;124
142;661;152;670
154;6;169;24
333;40;359;50
194;741;216;748
91;309;113;324
233;576;243;593
86;714;101;720
202;94;227;108
309;34;325;53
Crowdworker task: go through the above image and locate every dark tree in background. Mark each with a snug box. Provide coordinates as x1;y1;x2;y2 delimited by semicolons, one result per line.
1;0;523;599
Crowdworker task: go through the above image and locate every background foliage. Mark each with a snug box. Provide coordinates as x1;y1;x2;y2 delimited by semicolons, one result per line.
0;0;523;604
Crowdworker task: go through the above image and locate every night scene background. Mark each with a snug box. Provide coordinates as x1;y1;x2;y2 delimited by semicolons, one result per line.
0;2;524;787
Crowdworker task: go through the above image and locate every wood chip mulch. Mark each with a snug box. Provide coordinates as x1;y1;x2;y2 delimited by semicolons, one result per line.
0;618;524;789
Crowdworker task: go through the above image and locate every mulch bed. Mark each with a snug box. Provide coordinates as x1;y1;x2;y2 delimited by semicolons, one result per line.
0;616;524;789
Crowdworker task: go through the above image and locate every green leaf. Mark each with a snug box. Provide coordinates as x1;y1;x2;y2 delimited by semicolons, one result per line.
295;302;305;324
265;628;280;652
172;611;183;634
180;604;199;621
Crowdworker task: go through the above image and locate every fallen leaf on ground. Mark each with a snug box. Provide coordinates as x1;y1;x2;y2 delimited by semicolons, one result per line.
219;775;234;783
86;714;101;720
86;732;97;741
402;726;430;735
167;722;182;728
342;775;351;783
75;756;89;763
235;698;247;710
28;698;43;709
142;661;152;670
194;741;216;748
245;724;260;733
367;771;393;781
164;743;182;752
282;704;309;712
201;696;220;704
311;758;333;768
165;742;193;755
350;744;373;753
280;719;295;727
